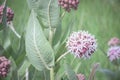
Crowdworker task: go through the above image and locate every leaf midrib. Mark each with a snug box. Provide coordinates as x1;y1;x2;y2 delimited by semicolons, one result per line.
48;0;52;28
32;13;50;70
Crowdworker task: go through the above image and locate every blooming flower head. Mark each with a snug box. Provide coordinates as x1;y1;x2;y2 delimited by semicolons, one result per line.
107;46;120;62
108;37;120;46
76;73;85;80
0;5;14;24
58;0;79;12
66;31;97;59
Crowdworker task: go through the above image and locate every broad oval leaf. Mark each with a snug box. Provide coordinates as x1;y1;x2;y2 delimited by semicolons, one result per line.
25;11;54;71
27;0;60;28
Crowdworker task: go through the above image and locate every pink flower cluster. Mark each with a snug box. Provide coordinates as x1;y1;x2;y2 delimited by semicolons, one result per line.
76;73;85;80
108;37;120;46
107;37;120;62
66;31;97;59
0;5;14;24
58;0;79;12
107;46;120;61
0;56;10;77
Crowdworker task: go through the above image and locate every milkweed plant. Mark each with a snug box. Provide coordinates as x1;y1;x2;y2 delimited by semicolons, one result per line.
0;0;103;80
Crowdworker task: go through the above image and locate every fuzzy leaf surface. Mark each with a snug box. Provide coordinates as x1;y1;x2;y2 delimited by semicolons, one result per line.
25;11;54;71
27;0;60;28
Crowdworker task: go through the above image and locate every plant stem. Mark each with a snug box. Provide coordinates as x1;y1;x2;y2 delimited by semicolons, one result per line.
61;11;66;19
70;57;76;65
50;68;54;80
49;28;54;45
8;22;21;38
25;68;29;80
88;63;99;80
56;51;69;62
49;28;55;80
48;1;55;76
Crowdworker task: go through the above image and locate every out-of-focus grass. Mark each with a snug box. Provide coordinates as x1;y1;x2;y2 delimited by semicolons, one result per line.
62;0;120;80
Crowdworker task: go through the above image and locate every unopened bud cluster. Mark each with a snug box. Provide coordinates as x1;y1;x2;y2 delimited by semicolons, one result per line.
58;0;79;12
76;73;85;80
0;56;10;77
0;5;14;24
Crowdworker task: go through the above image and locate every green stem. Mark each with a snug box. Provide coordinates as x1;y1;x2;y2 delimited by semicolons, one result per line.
49;28;54;45
50;68;54;80
56;51;69;62
49;28;55;80
61;11;66;19
48;0;53;45
32;70;37;80
8;22;21;38
25;68;29;80
48;11;55;80
70;57;76;65
88;63;99;80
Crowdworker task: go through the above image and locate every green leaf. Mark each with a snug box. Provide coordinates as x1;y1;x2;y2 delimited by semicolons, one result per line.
2;0;7;27
7;0;29;52
0;0;7;31
0;24;4;31
8;57;17;80
18;59;31;78
60;18;74;44
55;43;66;60
54;43;66;74
25;11;54;71
0;45;4;55
27;0;60;28
64;63;78;80
52;22;62;47
15;35;26;66
32;69;50;80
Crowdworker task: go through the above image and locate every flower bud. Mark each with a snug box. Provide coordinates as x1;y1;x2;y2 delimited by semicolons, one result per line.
58;0;80;12
0;56;10;77
0;5;14;24
76;73;85;80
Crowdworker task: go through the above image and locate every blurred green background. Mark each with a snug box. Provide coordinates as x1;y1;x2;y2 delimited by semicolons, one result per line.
0;0;120;80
